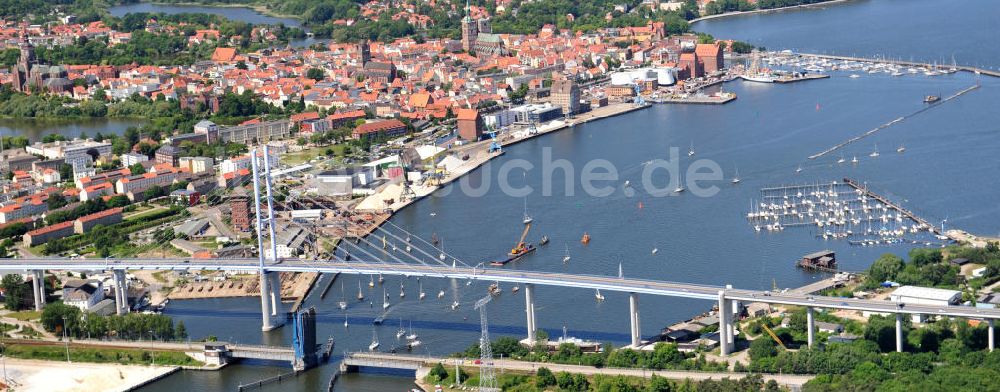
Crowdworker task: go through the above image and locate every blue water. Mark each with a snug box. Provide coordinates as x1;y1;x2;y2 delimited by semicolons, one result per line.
694;0;1000;69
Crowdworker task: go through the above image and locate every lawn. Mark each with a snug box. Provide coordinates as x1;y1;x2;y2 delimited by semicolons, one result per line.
4;344;203;367
7;310;41;321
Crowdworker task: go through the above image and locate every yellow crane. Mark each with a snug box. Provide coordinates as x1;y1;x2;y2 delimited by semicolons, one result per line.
760;323;787;350
510;223;532;256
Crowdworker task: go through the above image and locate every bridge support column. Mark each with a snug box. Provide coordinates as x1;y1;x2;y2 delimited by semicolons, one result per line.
524;284;536;343
30;270;45;311
718;290;729;356
806;307;815;348
113;269;128;315
895;313;904;353
629;293;641;348
259;271;281;331
989;319;995;353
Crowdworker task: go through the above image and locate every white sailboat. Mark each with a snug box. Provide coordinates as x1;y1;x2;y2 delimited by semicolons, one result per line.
378;274;384;284
870;143;880;157
851;155;859;164
357;280;364;301
438;238;446;261
562;244;571;263
368;275;374;288
595;289;605;301
651;247;658;255
382;288;390;310
406;321;419;341
451;300;460;310
837;154;846;164
437;289;445;299
368;330;380;351
731;167;741;184
399;281;405;298
396;319;406;339
522;197;533;224
344;318;348;328
688;141;695;157
897;144;905;153
795;165;803;173
673;172;686;193
418;280;426;300
338;280;348;310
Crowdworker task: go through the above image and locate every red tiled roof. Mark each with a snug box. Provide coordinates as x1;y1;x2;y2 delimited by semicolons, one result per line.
354;119;406;135
26;221;73;236
76;207;123;223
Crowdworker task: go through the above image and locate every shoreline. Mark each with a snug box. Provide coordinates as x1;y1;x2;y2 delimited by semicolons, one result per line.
138;1;304;23
1;358;180;392
690;0;856;24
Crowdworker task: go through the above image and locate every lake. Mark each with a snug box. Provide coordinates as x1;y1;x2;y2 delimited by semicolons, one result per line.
0;117;144;142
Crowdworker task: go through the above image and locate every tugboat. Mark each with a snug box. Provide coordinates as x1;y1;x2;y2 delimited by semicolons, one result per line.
539;235;550;246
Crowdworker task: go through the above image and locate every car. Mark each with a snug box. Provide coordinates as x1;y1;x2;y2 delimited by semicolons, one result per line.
473;359;482;365
840;302;849;307
896;303;905;309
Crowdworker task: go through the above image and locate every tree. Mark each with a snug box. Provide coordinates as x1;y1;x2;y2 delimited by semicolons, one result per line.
176;320;188;339
41;302;82;336
59;163;74;181
235;60;248;70
648;374;673;392
535;367;556;388
748;337;778;360
1;274;28;311
306;68;325;81
129;163;146;175
428;362;448;382
46;194;68;210
868;253;905;284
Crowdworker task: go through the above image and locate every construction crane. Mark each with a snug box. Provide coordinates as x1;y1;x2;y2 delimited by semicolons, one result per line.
760;323;787;350
510;223;534;256
474;295;499;392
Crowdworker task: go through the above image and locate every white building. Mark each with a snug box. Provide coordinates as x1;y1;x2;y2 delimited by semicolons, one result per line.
179;156;215;174
63;279;105;311
120;152;149;167
889;285;962;322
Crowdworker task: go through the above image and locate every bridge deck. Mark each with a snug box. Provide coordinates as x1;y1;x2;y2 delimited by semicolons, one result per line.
4;257;1000;321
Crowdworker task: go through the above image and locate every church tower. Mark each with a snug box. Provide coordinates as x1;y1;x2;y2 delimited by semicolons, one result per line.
358;39;371;66
460;0;478;52
12;23;35;92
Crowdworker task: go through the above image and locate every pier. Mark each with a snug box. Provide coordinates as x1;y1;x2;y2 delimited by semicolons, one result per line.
808;83;980;160
652;93;737;105
775;73;830;83
842;177;941;236
799;53;1000;78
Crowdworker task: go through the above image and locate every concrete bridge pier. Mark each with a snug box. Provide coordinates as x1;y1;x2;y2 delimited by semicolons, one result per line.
806;307;815;348
524;284;536;342
30;270;45;311
718;290;730;356
113;269;128;315
895;313;904;353
989;319;995;352
629;293;641;347
259;270;282;331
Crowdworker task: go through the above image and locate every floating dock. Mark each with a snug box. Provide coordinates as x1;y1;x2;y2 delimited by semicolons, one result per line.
842;177;942;236
775;73;830;83
653;93;736;105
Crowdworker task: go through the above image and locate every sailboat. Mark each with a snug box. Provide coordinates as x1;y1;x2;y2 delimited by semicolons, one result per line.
511;285;520;293
396;319;406;339
851;155;859;164
418;280;426;300
522;197;533;224
451;300;460;310
595;289;605;301
399;281;405;298
344;318;348;328
673;172;686;193
731;167;741;184
870;144;880;157
795;165;803;173
688;141;695;157
406;321;418;341
438;238;446;261
437;289;446;299
897;144;906;153
837;154;846;164
338;280;348;310
378;274;384;284
382;288;390;310
368;275;375;288
368;330;380;351
562;244;571;263
357;280;364;301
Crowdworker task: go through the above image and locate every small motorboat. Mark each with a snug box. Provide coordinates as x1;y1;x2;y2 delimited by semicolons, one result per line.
580;233;590;244
539;235;549;245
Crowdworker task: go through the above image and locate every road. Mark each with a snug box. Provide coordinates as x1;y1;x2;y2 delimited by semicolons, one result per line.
5;257;1000;322
348;352;814;388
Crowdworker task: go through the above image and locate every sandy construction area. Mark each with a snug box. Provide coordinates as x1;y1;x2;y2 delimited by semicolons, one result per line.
2;359;176;392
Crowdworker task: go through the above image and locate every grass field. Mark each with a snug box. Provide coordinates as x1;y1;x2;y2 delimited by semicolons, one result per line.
4;344;203;367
